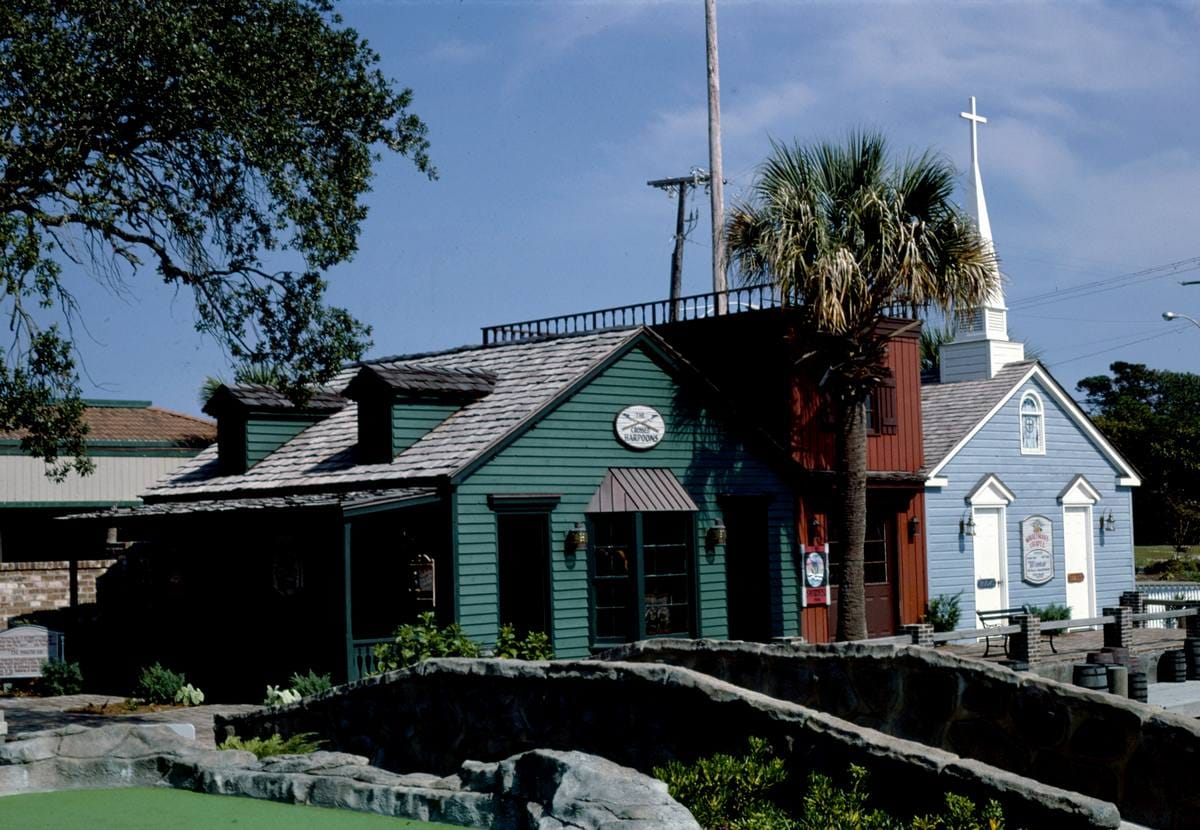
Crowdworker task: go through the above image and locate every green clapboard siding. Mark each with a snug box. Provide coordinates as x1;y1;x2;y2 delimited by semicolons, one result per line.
454;343;796;659
245;414;325;467
392;403;459;456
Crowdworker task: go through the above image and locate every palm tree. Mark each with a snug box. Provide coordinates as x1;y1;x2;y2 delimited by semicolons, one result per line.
726;133;995;640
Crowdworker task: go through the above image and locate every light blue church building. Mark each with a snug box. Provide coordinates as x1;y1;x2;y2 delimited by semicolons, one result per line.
921;98;1140;630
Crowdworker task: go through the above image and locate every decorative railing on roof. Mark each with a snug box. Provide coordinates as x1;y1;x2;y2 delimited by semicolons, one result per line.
481;285;789;345
481;285;913;345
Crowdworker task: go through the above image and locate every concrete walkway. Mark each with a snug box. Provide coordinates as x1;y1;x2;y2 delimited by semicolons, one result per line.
0;694;259;748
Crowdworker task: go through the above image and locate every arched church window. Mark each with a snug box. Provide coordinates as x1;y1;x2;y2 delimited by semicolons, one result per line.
1020;392;1044;454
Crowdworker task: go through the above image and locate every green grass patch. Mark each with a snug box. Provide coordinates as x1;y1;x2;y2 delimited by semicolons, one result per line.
1136;545;1183;568
0;788;461;829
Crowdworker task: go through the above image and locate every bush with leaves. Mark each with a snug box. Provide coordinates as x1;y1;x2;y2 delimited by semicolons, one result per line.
494;625;556;660
654;737;794;829
373;612;480;673
656;738;1008;830
219;732;323;759
1024;603;1071;622
38;659;83;696
288;669;333;697
135;662;187;705
174;683;205;706
923;593;962;633
263;685;302;707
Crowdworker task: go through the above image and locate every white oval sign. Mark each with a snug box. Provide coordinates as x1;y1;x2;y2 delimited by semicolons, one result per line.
614;405;665;450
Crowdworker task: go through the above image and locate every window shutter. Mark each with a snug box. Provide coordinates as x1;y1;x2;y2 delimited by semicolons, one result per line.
879;372;898;435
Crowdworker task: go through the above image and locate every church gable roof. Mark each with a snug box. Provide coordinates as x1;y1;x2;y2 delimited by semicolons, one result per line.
921;361;1139;486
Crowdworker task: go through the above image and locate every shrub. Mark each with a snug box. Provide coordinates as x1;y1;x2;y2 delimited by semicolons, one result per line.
654;737;793;829
219;731;323;759
135;662;186;704
39;659;83;696
655;738;1008;830
288;669;332;697
174;683;205;706
923;592;962;632
494;624;556;660
373;612;480;673
1025;603;1071;622
263;684;302;707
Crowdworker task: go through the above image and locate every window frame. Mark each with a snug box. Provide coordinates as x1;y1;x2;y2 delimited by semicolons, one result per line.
1019;391;1046;455
586;511;697;647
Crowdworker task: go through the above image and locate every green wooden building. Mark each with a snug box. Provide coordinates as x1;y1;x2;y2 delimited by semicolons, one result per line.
97;328;798;695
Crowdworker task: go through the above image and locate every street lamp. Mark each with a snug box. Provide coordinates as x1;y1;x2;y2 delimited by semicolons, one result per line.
1163;311;1200;330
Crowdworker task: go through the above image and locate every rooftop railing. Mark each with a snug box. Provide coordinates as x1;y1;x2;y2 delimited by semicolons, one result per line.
481;286;916;345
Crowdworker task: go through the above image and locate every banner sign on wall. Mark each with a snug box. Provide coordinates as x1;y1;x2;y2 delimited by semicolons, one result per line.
1021;515;1054;586
801;544;831;607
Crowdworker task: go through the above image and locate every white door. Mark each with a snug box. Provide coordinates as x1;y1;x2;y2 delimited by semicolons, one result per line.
1063;506;1094;620
973;507;1006;617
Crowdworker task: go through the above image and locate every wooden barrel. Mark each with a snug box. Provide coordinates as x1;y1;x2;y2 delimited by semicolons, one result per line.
1107;664;1129;697
1185;637;1200;680
1073;663;1108;691
1129;671;1149;703
1087;651;1115;665
1159;649;1188;683
1101;646;1130;662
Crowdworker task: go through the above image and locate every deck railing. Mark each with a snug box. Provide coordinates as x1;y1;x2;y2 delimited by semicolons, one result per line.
348;637;391;682
1140;582;1200;629
481;286;913;345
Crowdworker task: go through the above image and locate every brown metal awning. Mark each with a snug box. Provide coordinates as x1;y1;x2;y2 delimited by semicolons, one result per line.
585;468;698;513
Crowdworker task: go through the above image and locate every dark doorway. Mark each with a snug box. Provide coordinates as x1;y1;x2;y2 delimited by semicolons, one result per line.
498;514;551;635
724;499;772;641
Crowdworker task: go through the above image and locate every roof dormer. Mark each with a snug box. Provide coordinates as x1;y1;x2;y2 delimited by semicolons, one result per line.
202;385;346;475
342;364;496;464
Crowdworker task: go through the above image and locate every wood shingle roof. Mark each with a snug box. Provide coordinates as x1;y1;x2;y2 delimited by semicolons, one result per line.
144;329;639;501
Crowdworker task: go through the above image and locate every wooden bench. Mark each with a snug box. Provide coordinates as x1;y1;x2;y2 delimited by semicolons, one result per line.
976;606;1059;658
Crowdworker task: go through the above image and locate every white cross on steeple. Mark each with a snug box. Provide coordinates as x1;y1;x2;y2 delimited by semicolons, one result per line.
940;96;1025;381
961;96;987;174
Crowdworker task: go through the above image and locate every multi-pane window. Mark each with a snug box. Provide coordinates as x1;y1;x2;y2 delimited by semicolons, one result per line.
590;512;693;644
825;513;890;586
1020;392;1044;454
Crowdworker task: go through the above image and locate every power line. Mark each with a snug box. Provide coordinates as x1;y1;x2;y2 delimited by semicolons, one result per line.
1008;255;1200;310
1046;326;1188;368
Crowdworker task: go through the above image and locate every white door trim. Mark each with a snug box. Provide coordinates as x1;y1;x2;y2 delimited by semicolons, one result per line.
972;505;1009;614
1061;503;1096;622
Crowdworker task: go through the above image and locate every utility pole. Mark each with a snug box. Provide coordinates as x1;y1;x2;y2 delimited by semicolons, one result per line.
705;0;728;315
648;170;708;321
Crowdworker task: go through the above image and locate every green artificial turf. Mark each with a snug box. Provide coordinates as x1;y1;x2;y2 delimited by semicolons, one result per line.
0;787;463;830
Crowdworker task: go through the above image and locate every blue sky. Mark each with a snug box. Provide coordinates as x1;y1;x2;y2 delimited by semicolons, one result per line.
67;0;1200;416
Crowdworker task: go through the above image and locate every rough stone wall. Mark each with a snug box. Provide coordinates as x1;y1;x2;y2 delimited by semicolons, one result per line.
0;723;698;829
217;659;1120;830
600;639;1200;830
0;560;116;630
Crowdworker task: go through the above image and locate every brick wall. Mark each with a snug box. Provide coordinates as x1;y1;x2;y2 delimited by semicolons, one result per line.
0;559;116;630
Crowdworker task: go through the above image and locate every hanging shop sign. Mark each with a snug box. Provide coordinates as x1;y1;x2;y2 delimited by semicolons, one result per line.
614;405;666;450
1021;515;1054;586
801;544;831;607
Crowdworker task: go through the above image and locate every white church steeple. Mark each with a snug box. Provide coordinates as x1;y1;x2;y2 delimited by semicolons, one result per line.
939;96;1025;382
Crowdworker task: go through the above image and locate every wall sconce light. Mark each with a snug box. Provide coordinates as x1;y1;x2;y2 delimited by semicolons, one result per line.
959;514;976;537
1101;510;1116;532
566;522;588;550
907;516;921;539
808;516;822;539
707;519;728;547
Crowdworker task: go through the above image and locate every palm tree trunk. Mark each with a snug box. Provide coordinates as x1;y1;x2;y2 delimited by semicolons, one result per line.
835;395;869;641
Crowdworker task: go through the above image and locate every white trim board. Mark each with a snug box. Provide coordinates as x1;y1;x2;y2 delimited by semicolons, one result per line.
924;364;1141;487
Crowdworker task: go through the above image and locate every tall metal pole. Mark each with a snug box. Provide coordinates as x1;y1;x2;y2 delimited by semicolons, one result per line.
705;0;728;314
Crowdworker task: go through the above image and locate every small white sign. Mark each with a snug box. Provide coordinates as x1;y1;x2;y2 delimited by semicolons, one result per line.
1021;515;1054;586
614;405;666;450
